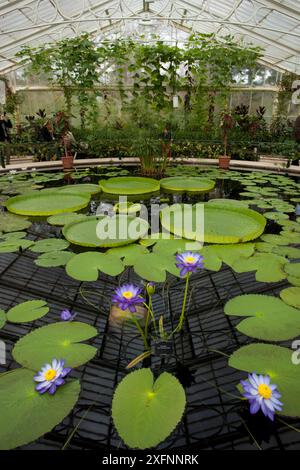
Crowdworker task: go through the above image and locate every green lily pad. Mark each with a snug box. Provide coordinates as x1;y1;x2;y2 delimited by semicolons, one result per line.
272;246;300;259
232;252;288;282
0;239;34;253
0;368;80;450
160;177;215;192
112;369;186;449
201;243;255;271
63;215;149;248
100;177;160;195
12;322;98;369
0;309;6;329
47;213;87;226
0;231;27;241
229;344;300;417
280;287;300;309
208;198;249;208
284;263;300;278
5;190;90;216
264;212;289;221
224;294;300;341
133;252;180;282
107;244;149;266
30;239;70;253
34;251;75;267
160;203;266;244
7;300;49;323
0;213;31;232
260;234;292;245
66;252;124;281
56;184;101;195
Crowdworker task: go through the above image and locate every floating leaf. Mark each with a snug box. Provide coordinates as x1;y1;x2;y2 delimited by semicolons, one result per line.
280;287;300;309
113;202;141;214
107;244;149;265
229;344;300;417
100;177;160;195
224;294;300;341
63;215;149;248
0;368;80;450
13;322;98;369
0;231;27;241
0;213;31;232
34;251;75;267
112;369;186;449
5;190;90;216
232;252;287;282
260;234;292;245
66;252;124;281
0;239;34;253
56;184;101;195
284;263;300;278
160;203;266;243
201;243;255;271
30;238;70;253
160;177;215;192
47;213;87;226
7;300;49;323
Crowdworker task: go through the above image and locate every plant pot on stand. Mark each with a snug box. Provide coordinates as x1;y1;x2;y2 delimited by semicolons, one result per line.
62;153;74;170
218;155;231;169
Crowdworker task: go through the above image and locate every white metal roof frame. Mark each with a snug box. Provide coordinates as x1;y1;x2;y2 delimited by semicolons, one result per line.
0;0;299;74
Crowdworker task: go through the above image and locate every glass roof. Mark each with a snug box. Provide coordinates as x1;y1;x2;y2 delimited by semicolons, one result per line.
0;0;299;74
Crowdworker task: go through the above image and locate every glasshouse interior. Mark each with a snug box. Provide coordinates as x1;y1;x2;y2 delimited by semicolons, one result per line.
0;0;300;454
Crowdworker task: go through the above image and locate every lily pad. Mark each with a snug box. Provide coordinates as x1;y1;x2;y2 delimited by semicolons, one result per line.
12;322;98;369
160;203;266;244
0;368;80;450
112;368;186;449
30;238;70;253
260;234;292;245
0;213;31;232
47;213;87;226
66;252;124;281
229;344;300;417
224;294;300;341
201;243;255;271
284;263;300;278
0;231;27;241
113;202;141;214
280;287;300;309
35;251;75;267
63;215;149;248
160;177;215;192
232;252;288;282
107;244;149;265
56;184;101;195
7;300;49;323
0;239;34;253
5;190;90;216
99;177;160;195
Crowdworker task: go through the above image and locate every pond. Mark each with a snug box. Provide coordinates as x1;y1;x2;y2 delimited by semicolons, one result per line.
0;164;300;450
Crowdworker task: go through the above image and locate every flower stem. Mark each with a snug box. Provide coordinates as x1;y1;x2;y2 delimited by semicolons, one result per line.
171;272;190;336
130;314;149;350
143;298;157;336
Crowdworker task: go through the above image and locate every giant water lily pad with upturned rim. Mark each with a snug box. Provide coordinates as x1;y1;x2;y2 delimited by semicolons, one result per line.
5;190;90;216
160;177;215;193
160;203;266;244
99;176;160;195
63;215;149;248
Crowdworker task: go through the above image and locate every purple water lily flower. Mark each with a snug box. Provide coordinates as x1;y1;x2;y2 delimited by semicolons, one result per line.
60;309;76;321
175;251;204;277
241;373;283;421
112;283;145;313
34;359;72;395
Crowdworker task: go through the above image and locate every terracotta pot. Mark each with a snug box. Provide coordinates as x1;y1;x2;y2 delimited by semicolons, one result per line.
62;155;74;170
218;155;231;169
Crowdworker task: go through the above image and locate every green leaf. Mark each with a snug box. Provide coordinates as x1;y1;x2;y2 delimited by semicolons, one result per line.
160;177;215;192
47;212;87;226
12;322;98;369
112;369;186;449
56;183;101;195
30;238;70;253
284;263;300;278
0;213;31;232
260;234;292;245
224;294;300;341
0;231;27;241
5;190;90;216
100;177;160;195
229;344;300;417
7;300;49;323
0;369;80;450
0;238;34;253
280;287;300;309
232;253;288;282
107;244;148;265
66;252;124;281
34;250;75;267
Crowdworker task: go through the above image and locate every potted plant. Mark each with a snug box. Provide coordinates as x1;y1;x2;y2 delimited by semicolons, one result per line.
219;111;234;169
61;133;74;170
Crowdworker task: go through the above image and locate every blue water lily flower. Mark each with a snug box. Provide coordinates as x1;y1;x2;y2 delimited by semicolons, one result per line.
112;283;145;313
241;373;283;421
34;359;72;395
175;251;204;277
60;309;76;321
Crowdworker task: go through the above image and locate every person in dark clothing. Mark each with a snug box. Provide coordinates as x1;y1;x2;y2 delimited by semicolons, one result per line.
0;113;12;142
